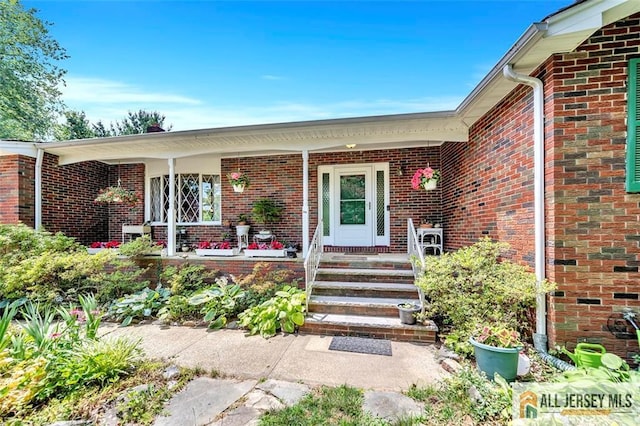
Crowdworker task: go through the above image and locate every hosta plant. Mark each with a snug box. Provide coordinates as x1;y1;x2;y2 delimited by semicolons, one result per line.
238;285;306;338
186;277;245;329
107;286;171;326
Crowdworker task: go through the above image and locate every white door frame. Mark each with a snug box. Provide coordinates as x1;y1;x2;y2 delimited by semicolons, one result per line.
318;162;390;247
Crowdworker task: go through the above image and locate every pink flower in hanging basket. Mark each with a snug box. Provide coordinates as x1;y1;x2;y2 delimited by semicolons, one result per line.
411;166;441;190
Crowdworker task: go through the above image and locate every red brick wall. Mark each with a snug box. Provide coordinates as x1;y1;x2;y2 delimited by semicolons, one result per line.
0;155;21;224
543;13;640;360
442;85;536;265
41;153;111;244
106;164;145;242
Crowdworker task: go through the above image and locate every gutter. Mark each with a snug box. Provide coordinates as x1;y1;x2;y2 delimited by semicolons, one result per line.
35;149;44;229
502;65;574;371
457;23;547;115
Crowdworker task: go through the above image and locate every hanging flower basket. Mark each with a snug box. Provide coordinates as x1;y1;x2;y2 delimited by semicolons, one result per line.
94;185;139;206
411;166;440;191
228;172;250;192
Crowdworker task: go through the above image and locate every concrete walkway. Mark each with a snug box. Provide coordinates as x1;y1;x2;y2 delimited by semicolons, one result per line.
99;323;450;425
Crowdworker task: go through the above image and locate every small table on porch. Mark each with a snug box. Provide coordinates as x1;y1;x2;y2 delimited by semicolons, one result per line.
417;227;443;255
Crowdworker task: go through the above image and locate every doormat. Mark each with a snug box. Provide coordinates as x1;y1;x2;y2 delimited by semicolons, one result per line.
328;336;392;356
342;252;378;255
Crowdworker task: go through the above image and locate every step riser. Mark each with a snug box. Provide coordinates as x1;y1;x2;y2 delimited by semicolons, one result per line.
307;303;400;317
300;322;436;343
316;273;414;284
320;262;413;271
313;288;417;299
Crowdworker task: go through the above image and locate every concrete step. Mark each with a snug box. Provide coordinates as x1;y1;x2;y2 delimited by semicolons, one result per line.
316;268;415;284
312;281;420;299
301;312;437;343
308;295;420;317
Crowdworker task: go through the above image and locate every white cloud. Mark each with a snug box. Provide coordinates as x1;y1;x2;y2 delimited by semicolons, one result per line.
62;77;201;105
261;74;284;81
59;75;463;131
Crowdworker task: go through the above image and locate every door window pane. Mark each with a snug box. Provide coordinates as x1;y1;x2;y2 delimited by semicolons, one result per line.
340;174;366;225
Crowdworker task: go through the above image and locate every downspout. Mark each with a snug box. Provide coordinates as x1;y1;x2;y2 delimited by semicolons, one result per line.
302;150;309;258
503;65;574;371
35;148;44;229
167;158;176;256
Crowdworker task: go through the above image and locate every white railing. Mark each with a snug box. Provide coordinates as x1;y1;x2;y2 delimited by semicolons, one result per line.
304;221;323;313
407;218;426;312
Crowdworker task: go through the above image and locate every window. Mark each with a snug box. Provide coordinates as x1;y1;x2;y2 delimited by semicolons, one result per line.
150;174;221;223
626;58;640;192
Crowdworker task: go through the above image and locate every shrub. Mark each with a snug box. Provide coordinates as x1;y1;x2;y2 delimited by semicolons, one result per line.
88;258;150;305
160;264;217;295
0;224;131;305
118;235;162;258
415;238;554;356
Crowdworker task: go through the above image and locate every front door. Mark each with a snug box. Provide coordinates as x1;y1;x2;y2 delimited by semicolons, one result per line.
318;163;389;247
334;167;373;246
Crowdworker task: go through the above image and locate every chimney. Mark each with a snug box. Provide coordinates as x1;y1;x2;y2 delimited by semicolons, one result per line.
146;123;165;133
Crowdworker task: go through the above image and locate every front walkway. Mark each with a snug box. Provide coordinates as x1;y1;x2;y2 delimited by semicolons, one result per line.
100;322;445;391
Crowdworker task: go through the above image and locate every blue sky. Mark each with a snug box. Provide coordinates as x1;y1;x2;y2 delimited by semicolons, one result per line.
28;0;570;131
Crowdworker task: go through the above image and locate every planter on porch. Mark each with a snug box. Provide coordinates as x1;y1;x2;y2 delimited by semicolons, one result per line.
423;180;437;191
397;303;421;325
244;249;286;258
195;248;239;257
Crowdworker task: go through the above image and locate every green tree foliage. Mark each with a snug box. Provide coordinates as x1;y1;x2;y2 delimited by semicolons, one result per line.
55;109;173;140
0;0;68;141
53;110;95;140
110;109;172;135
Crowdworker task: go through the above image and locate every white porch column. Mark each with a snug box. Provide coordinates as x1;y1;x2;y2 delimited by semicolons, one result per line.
35;148;44;229
302;150;309;257
167;158;177;256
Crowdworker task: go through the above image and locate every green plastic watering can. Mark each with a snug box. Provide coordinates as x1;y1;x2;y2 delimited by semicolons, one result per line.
562;343;606;368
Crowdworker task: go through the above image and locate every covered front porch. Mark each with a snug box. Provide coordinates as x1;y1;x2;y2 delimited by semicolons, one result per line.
34;112;466;256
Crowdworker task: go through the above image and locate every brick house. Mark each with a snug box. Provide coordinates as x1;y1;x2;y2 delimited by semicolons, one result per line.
1;0;640;358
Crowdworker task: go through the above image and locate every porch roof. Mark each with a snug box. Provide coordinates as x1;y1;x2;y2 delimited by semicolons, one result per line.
36;111;465;165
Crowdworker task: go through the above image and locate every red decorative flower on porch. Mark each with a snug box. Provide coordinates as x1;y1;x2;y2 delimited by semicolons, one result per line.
411;166;441;190
90;240;120;249
247;241;284;250
198;241;232;249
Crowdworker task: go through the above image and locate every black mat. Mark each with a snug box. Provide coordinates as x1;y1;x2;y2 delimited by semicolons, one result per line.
328;336;392;356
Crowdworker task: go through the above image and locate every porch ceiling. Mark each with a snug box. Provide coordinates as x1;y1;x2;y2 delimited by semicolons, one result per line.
39;112;467;165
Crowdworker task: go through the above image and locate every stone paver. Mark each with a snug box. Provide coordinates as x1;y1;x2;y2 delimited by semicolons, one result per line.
153;377;256;426
363;391;425;422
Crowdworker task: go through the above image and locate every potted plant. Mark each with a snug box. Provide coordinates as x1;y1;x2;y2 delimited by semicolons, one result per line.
227;172;250;192
251;197;282;234
469;325;523;382
237;214;249;226
236;214;250;249
397;302;421;325
244;240;286;258
411;166;440;191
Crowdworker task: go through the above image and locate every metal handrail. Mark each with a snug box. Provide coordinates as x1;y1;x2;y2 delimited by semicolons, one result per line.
407;218;426;312
304;221;323;313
